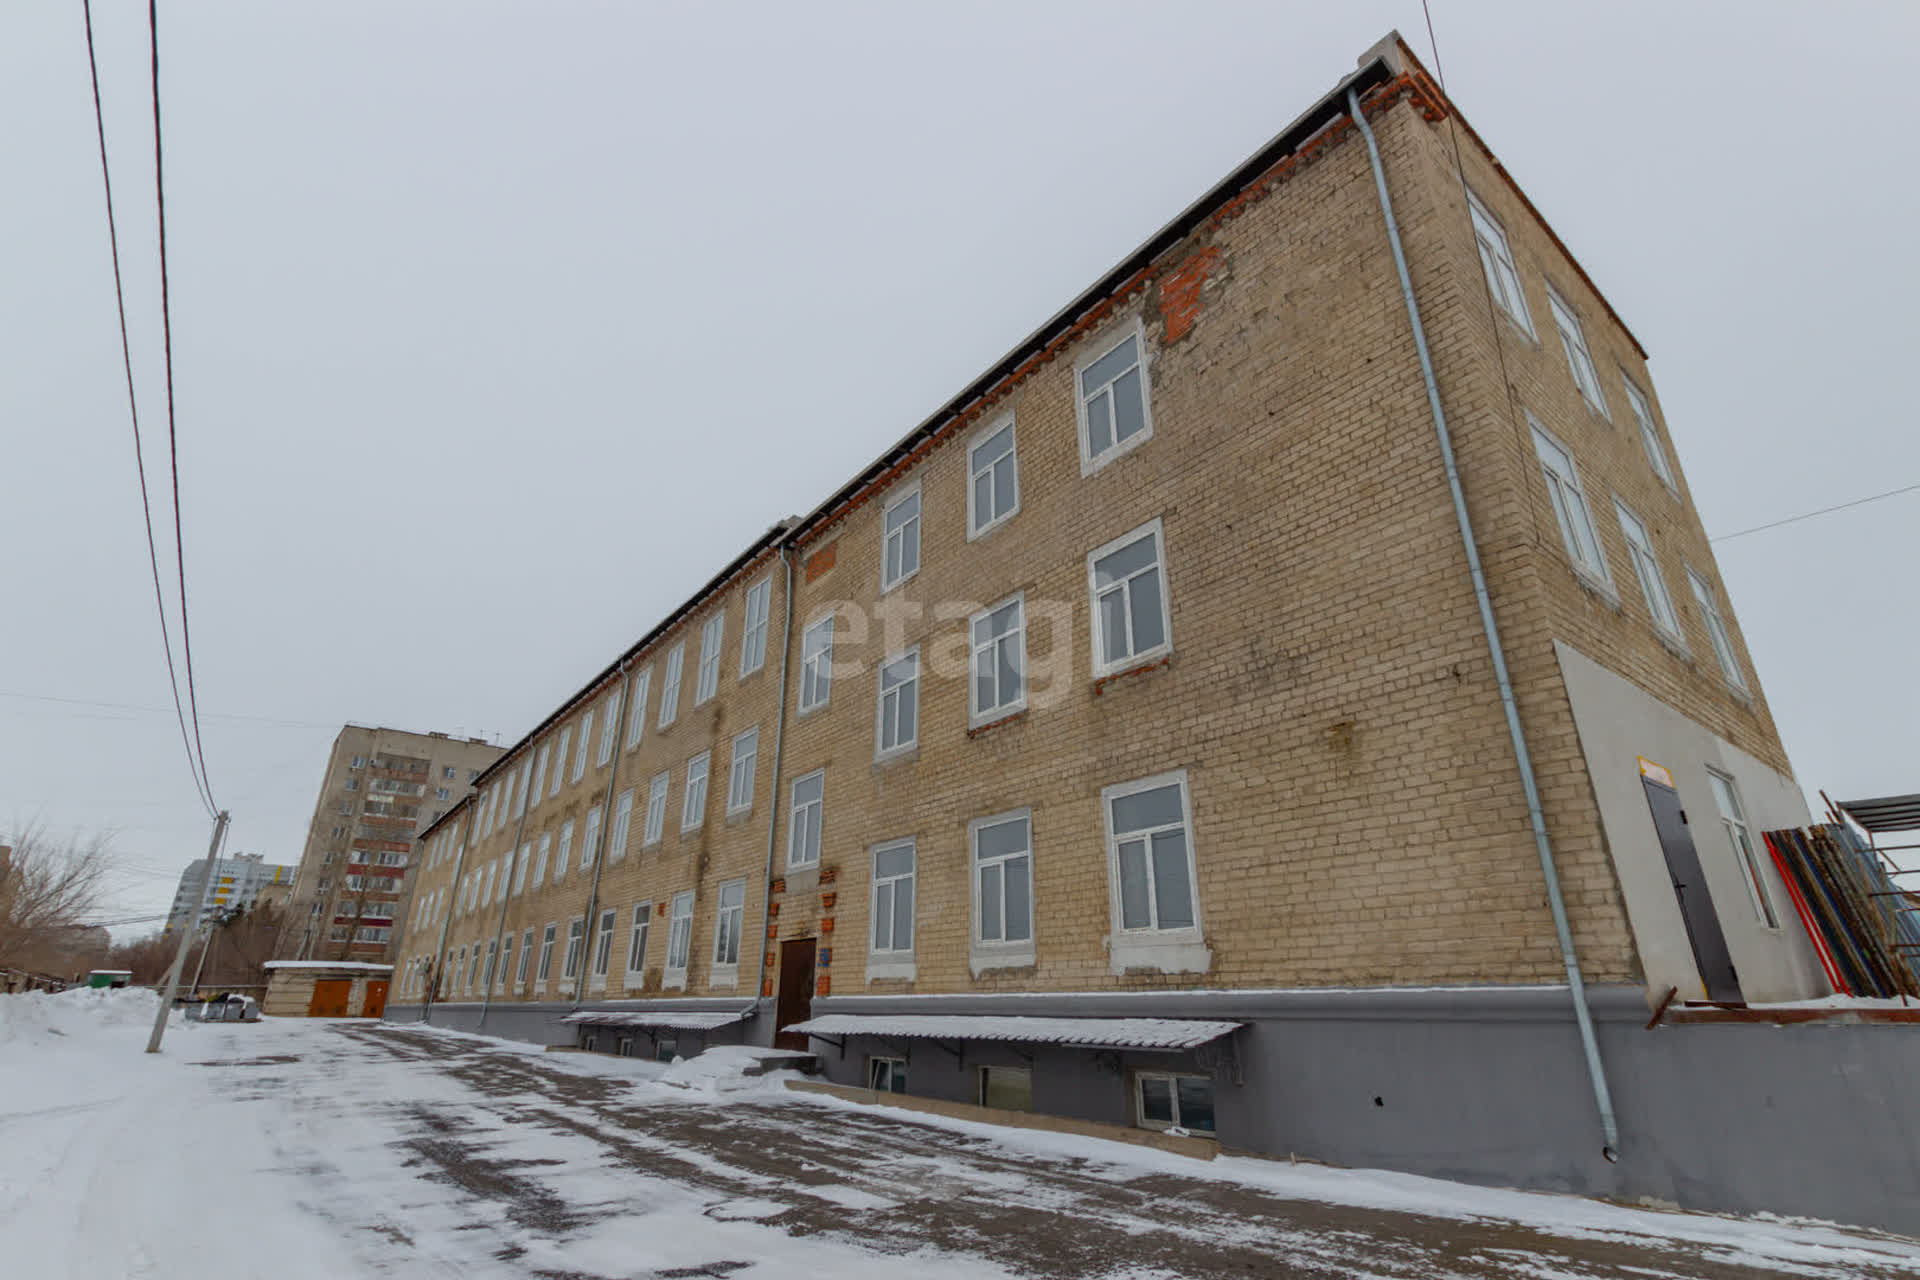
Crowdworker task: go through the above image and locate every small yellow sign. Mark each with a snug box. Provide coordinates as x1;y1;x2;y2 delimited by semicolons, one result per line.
1637;756;1675;789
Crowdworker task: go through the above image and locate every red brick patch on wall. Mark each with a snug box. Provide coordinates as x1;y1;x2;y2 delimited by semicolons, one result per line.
1159;246;1223;342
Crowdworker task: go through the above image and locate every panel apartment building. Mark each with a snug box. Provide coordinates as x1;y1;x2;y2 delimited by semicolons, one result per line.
163;852;295;934
388;36;1919;1232
285;725;502;962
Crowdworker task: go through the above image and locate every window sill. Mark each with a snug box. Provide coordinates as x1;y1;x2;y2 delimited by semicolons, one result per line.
1094;653;1173;695
866;956;916;982
1080;427;1154;479
968;706;1028;738
709;966;739;990
796;701;830;719
1570;567;1621;610
662;969;689;992
1653;627;1692;662
874;743;919;767
588;979;607;993
1108;933;1211;977
967;509;1019;544
969;944;1036;977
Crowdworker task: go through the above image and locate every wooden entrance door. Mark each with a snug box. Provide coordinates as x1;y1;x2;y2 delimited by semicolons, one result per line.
308;978;352;1018
774;938;816;1050
360;979;389;1018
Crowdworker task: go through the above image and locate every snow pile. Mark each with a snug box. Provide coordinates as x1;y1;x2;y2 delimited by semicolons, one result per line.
0;986;161;1046
653;1045;807;1097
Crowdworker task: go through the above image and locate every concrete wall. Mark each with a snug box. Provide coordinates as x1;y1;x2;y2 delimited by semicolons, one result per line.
387;998;770;1056
1556;641;1826;1003
806;988;1920;1236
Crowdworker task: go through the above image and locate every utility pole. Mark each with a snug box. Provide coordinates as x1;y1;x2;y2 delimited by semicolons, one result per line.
147;809;230;1054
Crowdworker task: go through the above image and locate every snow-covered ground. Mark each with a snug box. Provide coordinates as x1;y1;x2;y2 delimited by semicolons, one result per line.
2;988;1917;1279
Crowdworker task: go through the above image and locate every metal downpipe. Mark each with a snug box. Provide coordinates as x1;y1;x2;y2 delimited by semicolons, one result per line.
752;545;797;1044
1346;87;1620;1157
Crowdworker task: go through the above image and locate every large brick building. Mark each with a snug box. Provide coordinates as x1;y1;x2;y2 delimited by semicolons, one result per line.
387;36;1919;1231
285;725;502;962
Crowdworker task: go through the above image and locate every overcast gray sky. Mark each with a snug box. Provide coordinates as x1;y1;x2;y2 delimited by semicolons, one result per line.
4;2;1916;932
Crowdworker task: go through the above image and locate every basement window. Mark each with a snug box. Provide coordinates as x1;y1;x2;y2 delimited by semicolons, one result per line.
1135;1072;1215;1135
867;1056;908;1094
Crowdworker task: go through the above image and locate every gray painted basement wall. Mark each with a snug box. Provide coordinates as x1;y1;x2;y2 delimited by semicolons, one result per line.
808;987;1920;1236
392;987;1920;1237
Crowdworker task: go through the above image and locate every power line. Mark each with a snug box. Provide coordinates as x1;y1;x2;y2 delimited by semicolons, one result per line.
1711;480;1920;544
81;0;214;820
147;0;218;811
0;688;337;730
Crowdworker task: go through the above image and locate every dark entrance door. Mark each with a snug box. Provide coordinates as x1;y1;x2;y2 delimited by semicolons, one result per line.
774;938;817;1050
1642;773;1743;1003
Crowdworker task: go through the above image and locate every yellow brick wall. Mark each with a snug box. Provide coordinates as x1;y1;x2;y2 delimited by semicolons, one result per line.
393;88;1796;1010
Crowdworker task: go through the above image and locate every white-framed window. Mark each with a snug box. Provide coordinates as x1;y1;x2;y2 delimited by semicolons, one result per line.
1135;1072;1215;1135
871;839;915;957
435;786;450;801
531;833;551;889
548;731;569;798
1687;569;1748;692
740;577;772;677
1622;378;1678;489
488;938;505;993
968;415;1019;538
626;903;652;977
711;879;746;973
799;616;834;712
536;924;557;985
1466;186;1534;336
1614;500;1683;641
561;917;585;981
1530;422;1612;587
597;691;621;766
1547;285;1608;417
682;751;711;830
875;649;920;758
443;765;456;780
867;1056;908;1094
971;594;1026;724
1076;319;1153;473
971;810;1033;967
1707;769;1779;929
1088;519;1172;677
349;755;366;769
1104;771;1200;936
573;711;593;781
644;771;669;846
659;643;685;727
727;727;759;815
533;745;551;805
590;907;618;985
582;803;604;870
512;842;530;895
788;771;824;869
625;667;652;748
515;927;534;989
696;612;725;705
554;818;575;881
665;890;695;984
604;793;629;864
880;484;921;591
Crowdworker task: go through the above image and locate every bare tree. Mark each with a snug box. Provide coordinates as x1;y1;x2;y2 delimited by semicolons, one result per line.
0;825;118;979
107;930;177;985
